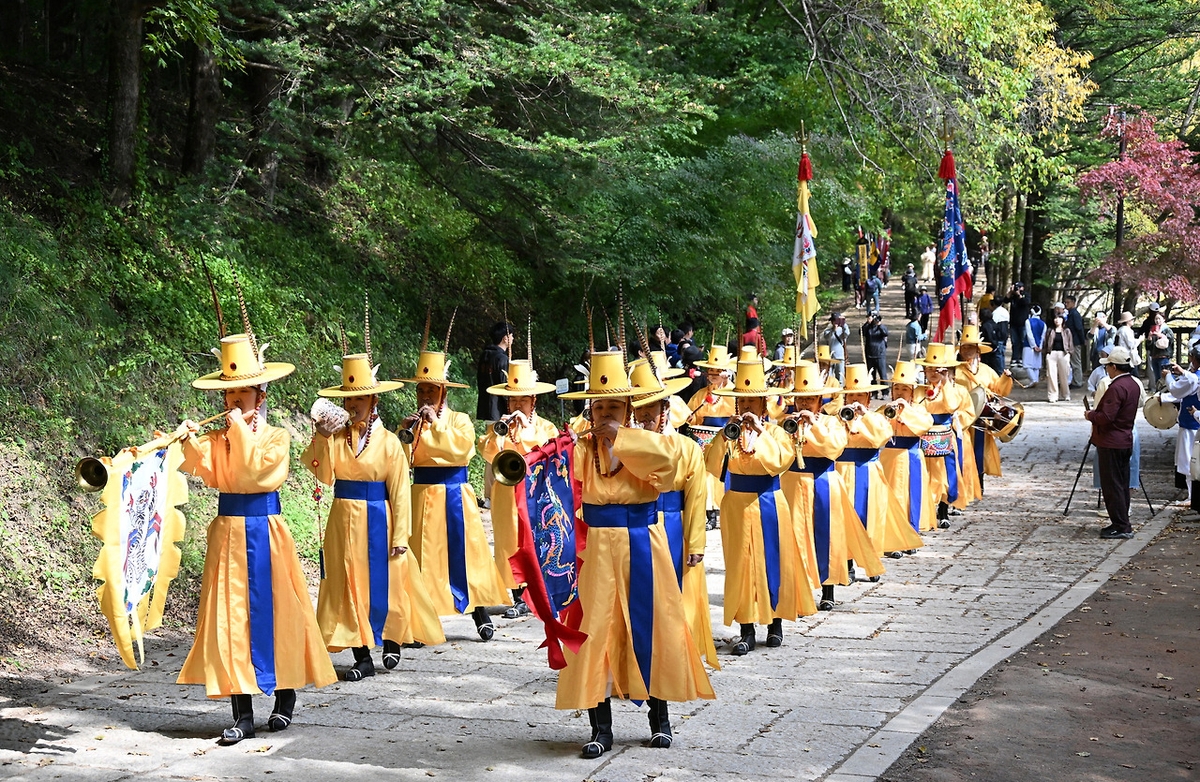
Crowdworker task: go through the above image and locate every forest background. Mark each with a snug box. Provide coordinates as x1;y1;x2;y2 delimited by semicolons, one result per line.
2;0;1200;670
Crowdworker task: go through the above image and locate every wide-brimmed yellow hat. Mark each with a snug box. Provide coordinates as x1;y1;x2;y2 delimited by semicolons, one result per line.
630;358;692;408
644;350;685;379
778;345;796;366
399;350;469;388
714;354;774;397
319;353;405;397
193;333;295;390
889;360;923;386
957;324;993;354
841;364;888;393
486;359;556;396
816;344;832;363
787;363;841;397
560;352;640;400
917;342;960;368
695;345;735;371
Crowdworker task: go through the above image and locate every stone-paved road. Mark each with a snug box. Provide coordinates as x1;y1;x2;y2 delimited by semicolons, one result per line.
0;405;1178;782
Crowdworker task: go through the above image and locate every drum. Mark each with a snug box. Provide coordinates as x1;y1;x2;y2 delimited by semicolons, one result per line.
968;385;987;421
995;404;1025;443
1143;394;1178;430
976;398;1021;434
687;425;721;451
920;425;956;457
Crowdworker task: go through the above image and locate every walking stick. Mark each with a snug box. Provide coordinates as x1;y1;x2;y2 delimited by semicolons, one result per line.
1138;477;1154;514
1063;439;1092;517
1064;396;1093;517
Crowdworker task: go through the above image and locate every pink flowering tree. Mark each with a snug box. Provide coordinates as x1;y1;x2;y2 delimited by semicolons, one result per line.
1077;112;1200;303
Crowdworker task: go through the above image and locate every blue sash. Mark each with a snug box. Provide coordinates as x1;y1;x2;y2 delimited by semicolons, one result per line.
726;473;782;611
887;436;924;533
972;425;986;491
656;490;685;588
701;416;730;427
334;480;390;645
836;448;878;527
793;457;834;584
1181;393;1200;431
412;466;471;613
930;413;959;503
583;501;658;694
218;492;280;695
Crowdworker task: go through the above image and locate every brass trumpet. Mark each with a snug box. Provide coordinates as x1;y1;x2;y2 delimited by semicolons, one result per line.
75;410;231;492
881;401;903;419
838;405;857;422
492;449;528;486
781;417;801;435
397;418;424;445
492;414;521;438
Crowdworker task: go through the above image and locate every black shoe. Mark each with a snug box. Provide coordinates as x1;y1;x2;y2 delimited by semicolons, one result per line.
581;699;613;759
1100;528;1134;540
819;586;835;611
818;599;835;611
382;640;402;670
345;649;376;682
764;618;783;648
868;575;882;583
219;694;255;745
938;518;951;529
503;600;530;620
887;551;904;559
648;697;673;748
401;641;425;649
904;549;917;555
731;623;756;655
472;606;495;641
846;561;857;584
705;510;719;531
267;689;295;732
478;497;491;510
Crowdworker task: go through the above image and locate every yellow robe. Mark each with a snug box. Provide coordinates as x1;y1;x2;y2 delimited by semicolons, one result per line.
837;412;924;555
920;382;976;509
706;423;817;625
302;424;445;651
688;386;736;511
408;409;510;616
478;415;561;590
556;428;715;709
178;417;336;697
879;402;938;533
781;417;884;587
661;431;719;669
956;362;1014;481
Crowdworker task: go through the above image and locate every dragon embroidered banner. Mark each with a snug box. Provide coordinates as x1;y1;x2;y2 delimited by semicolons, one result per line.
90;442;189;669
511;433;587;669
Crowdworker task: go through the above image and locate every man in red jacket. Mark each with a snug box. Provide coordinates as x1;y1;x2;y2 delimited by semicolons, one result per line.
1084;346;1140;539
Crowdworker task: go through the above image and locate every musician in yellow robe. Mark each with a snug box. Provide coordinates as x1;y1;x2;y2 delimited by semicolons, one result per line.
557;351;714;758
705;352;817;654
767;345;797;422
838;365;925;559
178;333;336;745
955;324;1014;492
303;354;445;684
879;361;937;535
687;345;736;529
781;363;883;612
477;358;560;617
400;349;510;639
918;343;977;526
629;358;719;670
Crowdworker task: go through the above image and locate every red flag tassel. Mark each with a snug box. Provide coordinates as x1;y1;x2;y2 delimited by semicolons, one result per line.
797;152;814;182
938;149;957;180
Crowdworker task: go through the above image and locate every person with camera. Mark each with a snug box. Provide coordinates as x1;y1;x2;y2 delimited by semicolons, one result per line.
861;312;889;390
1003;282;1031;361
822;312;849;383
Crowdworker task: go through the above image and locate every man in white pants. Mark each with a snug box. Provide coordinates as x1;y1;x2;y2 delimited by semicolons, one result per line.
1163;346;1200;501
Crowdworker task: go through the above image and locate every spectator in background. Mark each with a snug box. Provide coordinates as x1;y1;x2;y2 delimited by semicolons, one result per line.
742;316;768;357
1042;312;1073;403
904;313;926;360
992;304;1010;371
842;257;854;292
979;309;1002;373
774;328;795;361
667;328;685;367
1064;296;1086;388
822;312;849;383
901;263;919;320
1023;305;1045;384
1089;314;1114;371
1147;312;1174;390
920;244;936;282
862;312;889;390
1115;310;1144;379
916;285;934;335
746;293;759;321
977;284;996;315
678;322;696;352
865;273;882;313
1084;346;1141;539
1003;282;1031;363
476;320;515;506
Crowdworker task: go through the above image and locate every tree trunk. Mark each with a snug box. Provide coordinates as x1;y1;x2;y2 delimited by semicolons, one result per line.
246;61;284;204
996;192;1013;291
182;44;221;176
1010;193;1024;291
106;0;142;207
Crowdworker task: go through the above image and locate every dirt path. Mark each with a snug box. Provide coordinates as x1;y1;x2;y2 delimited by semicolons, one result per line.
881;512;1200;782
